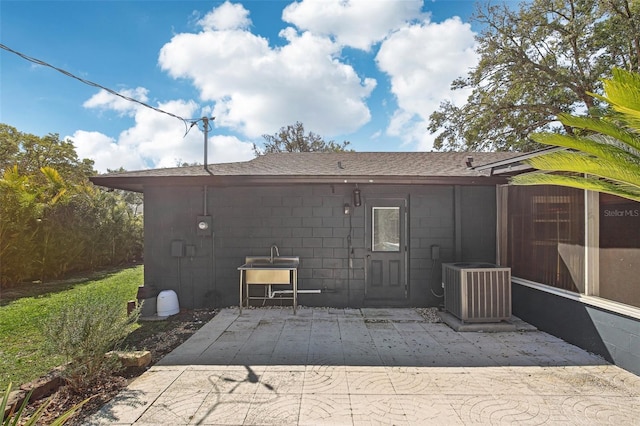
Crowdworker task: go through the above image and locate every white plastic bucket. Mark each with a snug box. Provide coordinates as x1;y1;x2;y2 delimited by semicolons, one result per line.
157;290;179;316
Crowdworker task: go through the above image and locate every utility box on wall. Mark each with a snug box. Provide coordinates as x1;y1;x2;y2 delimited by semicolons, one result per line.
170;240;184;257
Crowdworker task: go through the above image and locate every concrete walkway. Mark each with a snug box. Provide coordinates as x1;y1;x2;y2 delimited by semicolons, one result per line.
88;308;640;425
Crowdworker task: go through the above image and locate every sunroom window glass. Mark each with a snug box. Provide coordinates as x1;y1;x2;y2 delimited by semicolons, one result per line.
599;194;640;308
507;186;585;292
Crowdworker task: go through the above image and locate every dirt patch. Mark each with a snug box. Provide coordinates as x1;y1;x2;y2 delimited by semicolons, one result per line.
16;308;217;425
125;309;218;366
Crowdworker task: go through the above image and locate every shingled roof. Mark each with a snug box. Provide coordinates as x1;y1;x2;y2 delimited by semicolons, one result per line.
90;151;522;192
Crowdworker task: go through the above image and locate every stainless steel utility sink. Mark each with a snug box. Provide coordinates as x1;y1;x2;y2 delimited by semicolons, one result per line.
238;256;300;314
238;256;299;284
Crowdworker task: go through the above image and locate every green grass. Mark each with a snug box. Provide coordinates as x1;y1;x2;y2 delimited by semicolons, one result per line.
0;266;142;389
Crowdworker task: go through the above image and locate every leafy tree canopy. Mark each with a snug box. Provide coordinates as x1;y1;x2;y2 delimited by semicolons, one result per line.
0;123;142;286
428;0;640;152
512;68;640;202
0;123;95;183
254;121;353;156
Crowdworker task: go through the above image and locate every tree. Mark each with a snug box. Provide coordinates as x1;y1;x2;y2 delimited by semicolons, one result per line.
254;121;352;156
601;0;640;72
0;165;70;283
511;68;640;202
0;124;95;182
107;167;144;215
0;124;20;173
0;124;144;286
0;166;43;283
428;0;640;152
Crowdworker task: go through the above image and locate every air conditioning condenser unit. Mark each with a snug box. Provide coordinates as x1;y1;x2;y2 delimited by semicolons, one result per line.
442;263;511;323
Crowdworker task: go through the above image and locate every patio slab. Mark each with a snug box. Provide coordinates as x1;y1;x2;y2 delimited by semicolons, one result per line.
87;307;640;425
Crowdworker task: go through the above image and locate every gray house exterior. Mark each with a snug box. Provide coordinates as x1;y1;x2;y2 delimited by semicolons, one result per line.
92;152;514;310
92;150;640;375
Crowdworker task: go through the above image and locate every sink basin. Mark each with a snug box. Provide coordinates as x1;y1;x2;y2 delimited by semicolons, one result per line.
239;255;300;314
238;256;299;284
240;256;299;268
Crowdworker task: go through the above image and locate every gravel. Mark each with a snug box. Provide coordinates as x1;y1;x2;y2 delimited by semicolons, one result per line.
415;307;443;323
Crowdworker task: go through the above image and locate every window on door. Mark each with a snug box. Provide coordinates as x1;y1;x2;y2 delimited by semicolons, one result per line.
372;207;400;252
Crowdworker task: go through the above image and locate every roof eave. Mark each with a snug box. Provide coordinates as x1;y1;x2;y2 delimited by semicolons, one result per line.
90;174;510;192
474;147;565;175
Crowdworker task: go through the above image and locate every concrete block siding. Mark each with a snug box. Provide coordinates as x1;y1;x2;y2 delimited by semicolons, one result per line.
513;283;640;375
144;184;497;310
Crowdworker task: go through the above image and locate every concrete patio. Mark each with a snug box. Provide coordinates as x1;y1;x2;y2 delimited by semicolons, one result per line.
88;308;640;425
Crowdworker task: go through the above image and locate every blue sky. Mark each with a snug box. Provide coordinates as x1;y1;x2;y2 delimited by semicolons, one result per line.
1;0;487;172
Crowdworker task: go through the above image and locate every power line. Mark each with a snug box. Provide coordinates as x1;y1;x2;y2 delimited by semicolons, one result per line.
0;43;192;129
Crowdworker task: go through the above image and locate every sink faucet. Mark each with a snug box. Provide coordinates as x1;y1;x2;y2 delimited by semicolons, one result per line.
270;244;280;263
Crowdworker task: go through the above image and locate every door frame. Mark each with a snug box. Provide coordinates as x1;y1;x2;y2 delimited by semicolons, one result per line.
364;196;409;301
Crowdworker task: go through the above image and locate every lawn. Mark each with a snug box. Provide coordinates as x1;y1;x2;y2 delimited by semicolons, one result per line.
0;266;143;388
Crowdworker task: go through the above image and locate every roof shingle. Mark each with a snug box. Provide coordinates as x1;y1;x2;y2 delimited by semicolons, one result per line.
97;152;520;178
90;152;523;192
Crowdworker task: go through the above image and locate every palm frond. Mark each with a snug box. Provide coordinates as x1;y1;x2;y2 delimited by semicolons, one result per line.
511;173;640;202
530;133;640;166
40;166;65;186
515;68;640;203
1;165;26;187
40;166;68;206
525;151;640;188
557;113;640;153
589;68;640;130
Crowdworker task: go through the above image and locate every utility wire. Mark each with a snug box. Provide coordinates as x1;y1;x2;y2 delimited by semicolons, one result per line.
0;43;193;130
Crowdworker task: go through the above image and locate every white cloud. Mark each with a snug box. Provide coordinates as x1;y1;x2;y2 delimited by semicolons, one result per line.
158;2;375;139
72;1;480;166
282;0;424;51
68;130;142;172
376;16;478;151
197;1;251;31
387;110;434;150
83;87;149;116
72;93;254;172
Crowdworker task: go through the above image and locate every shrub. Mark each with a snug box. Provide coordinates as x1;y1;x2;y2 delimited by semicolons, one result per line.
1;382;87;425
41;290;140;393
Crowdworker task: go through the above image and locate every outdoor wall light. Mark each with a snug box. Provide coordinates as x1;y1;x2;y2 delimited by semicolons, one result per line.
353;188;361;207
344;203;351;215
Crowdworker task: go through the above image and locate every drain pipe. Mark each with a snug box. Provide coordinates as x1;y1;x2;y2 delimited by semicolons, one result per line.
268;288;321;298
202;184;216;304
203;185;208;216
